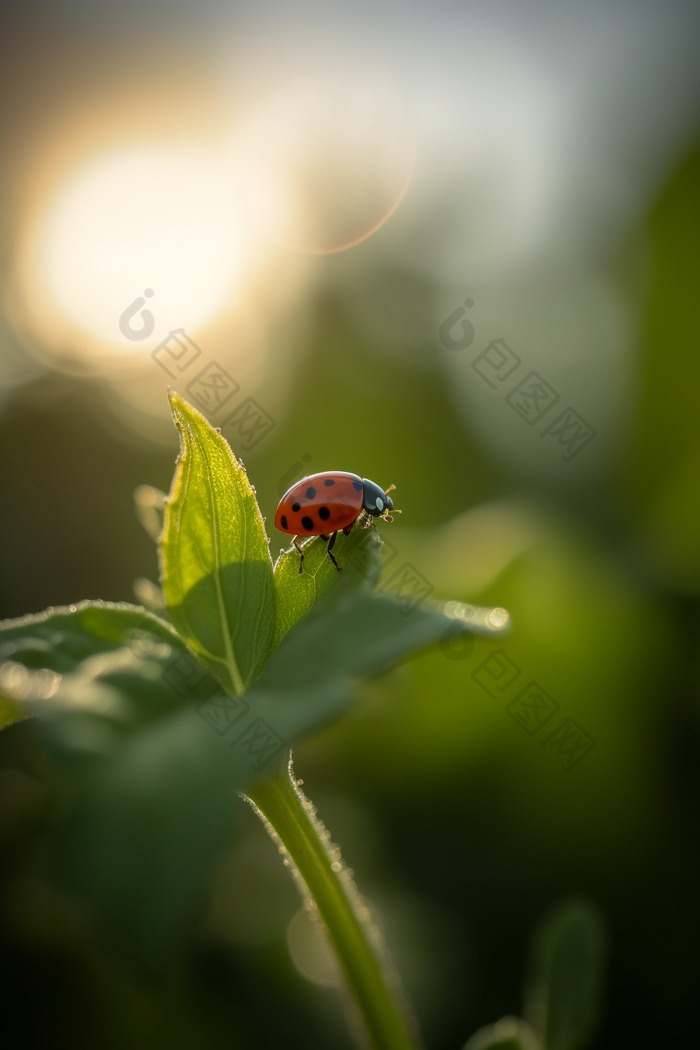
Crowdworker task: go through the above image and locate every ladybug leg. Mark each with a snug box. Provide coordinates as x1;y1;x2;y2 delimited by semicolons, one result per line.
293;535;306;574
325;531;342;572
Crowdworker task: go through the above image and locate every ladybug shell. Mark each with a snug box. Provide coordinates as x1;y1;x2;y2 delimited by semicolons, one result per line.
274;471;364;536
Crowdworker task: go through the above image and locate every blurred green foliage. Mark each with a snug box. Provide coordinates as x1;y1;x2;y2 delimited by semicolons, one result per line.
0;137;698;1050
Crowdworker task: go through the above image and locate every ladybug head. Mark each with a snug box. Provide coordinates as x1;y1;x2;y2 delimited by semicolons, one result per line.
361;479;401;523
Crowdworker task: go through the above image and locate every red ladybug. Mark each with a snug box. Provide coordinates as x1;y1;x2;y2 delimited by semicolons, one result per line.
274;471;401;573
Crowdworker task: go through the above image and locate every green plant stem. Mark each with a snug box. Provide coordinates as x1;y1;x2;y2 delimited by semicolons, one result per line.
246;760;420;1050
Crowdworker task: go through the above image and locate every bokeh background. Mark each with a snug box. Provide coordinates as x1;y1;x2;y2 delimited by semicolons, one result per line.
1;2;699;1047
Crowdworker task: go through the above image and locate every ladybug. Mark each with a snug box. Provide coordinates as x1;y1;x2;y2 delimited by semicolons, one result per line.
274;471;401;573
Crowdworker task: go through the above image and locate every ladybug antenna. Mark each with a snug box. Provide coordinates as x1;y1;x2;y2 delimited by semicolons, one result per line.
381;508;402;523
384;484;396;495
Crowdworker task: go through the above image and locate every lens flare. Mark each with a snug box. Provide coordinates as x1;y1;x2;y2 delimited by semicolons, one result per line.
227;77;415;255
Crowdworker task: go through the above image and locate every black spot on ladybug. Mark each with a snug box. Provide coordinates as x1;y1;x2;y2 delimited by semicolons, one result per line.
292;502;301;512
280;514;288;530
319;506;330;521
306;486;316;499
352;480;362;491
301;516;314;531
324;478;335;486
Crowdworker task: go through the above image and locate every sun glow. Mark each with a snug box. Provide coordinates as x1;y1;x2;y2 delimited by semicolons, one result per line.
13;76;414;368
17;145;249;353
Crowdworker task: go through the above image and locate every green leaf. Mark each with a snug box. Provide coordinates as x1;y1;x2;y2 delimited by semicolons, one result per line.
0;601;194;735
0;589;508;970
0;601;179;678
464;1017;540;1050
243;584;510;753
0;602;242;967
160;392;275;696
524;898;607;1050
0;389;512;972
271;519;383;647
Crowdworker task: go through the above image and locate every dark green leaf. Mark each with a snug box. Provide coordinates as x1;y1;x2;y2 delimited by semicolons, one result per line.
0;601;199;741
0;587;508;970
250;583;510;734
0;602;244;967
0;600;179;680
524;898;607;1050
